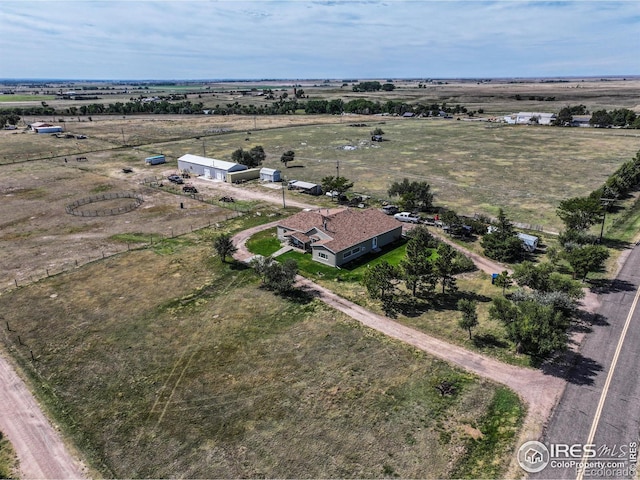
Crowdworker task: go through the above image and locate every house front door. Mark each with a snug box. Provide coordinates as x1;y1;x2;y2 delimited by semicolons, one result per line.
372;236;378;249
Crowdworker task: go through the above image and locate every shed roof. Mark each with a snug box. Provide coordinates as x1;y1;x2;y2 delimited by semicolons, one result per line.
290;180;318;189
260;167;280;175
178;154;247;172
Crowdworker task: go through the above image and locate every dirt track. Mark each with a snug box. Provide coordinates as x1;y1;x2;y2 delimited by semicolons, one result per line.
231;211;573;477
0;352;86;479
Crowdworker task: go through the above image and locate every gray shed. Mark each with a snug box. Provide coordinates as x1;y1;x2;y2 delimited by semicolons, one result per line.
288;180;322;196
260;167;281;182
177;154;247;181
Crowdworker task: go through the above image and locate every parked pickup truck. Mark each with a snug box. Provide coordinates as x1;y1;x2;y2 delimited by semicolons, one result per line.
393;212;421;223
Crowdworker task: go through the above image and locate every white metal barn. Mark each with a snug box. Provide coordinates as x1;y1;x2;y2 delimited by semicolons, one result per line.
260;167;281;182
177;154;247;181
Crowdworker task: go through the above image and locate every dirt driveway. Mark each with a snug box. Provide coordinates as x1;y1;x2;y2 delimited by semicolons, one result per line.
230;216;575;477
0;352;86;479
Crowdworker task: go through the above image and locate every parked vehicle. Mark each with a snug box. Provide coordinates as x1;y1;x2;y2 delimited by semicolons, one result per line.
382;205;399;215
393;212;421;223
168;174;184;184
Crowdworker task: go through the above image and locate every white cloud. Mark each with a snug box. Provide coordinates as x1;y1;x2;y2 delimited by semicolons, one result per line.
0;0;638;79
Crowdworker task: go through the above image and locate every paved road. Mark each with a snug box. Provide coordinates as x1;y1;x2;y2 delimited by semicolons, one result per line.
534;245;640;480
0;352;86;479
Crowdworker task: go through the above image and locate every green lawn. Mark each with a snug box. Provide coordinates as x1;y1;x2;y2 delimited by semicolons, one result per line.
245;227;282;256
277;239;408;282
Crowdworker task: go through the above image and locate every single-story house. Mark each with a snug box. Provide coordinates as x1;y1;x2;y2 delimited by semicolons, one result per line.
288;180;322;196
503;112;557;125
260;167;281;182
277;208;403;267
517;233;539;252
177;154;247;181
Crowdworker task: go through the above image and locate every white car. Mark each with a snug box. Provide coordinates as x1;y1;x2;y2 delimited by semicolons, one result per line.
393;212;421;223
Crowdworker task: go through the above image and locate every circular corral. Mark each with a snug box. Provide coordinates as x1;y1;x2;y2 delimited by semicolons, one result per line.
65;191;144;217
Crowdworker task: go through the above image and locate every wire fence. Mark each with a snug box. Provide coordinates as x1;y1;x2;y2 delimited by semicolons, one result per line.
2;213;243;295
65;191;144;217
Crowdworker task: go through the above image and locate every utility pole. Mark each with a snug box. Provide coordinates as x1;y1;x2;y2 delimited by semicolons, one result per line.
336;160;340;179
202;140;206;157
282;178;286;208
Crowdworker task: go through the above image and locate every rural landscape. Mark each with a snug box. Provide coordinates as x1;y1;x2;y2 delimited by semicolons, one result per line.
1;76;640;479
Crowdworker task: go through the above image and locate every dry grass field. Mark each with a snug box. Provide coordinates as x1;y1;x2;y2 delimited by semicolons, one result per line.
0;79;638;478
0;230;524;478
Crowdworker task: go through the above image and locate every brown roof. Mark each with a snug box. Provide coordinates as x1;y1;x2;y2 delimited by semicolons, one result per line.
278;208;401;253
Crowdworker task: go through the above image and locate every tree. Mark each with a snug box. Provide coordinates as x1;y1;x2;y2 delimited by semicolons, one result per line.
566;245;609;281
434;243;457;294
213;233;237;263
388;179;434;212
457;299;478;339
371;127;385;136
556;196;602;232
232;146;265;168
554;106;574;126
401;227;438;296
280;150;295;168
489;297;568;356
249;145;266;165
590;110;613;128
481;209;523;262
250;256;298;292
494;270;513;295
362;262;400;302
321;176;354;201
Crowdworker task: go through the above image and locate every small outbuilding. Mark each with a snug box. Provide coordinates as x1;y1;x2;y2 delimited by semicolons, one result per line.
288;180;322;196
177;154;247;181
260;167;281;182
30;122;63;133
517;233;539;252
145;155;166;165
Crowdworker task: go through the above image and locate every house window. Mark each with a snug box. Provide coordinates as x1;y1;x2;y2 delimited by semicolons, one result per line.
318;252;328;260
343;247;360;259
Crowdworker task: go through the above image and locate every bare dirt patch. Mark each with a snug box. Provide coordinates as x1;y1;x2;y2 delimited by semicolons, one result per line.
0;160;233;289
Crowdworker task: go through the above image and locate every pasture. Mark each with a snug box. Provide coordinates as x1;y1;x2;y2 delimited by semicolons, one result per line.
0;231;523;478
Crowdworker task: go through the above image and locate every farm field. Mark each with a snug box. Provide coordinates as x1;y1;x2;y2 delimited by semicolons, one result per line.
4;115;639;231
151;118;640;229
0;232;524;478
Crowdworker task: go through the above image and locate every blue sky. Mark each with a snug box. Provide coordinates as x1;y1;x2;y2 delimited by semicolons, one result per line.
1;0;638;80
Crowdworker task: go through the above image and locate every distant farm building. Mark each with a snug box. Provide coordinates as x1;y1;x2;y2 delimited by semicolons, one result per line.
260;167;281;182
177;154;247;181
503;112;557;125
288;180;322;196
30;122;63;133
145;155;166;165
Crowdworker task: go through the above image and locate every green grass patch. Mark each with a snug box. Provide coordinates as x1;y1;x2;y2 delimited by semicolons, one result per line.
245;227;282;256
0;95;54;102
109;232;153;243
279;240;408;282
90;183;115;193
0;432;18;479
452;387;526;479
